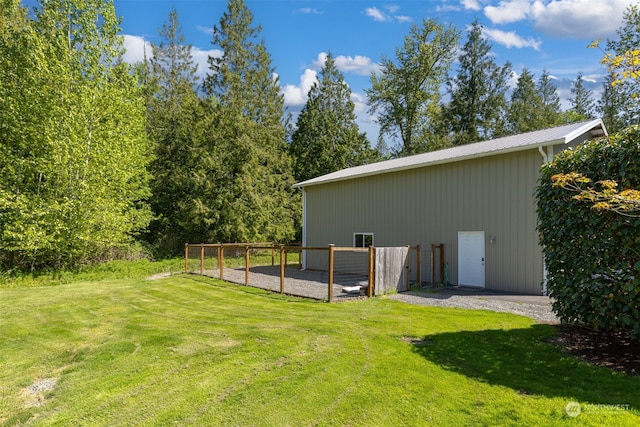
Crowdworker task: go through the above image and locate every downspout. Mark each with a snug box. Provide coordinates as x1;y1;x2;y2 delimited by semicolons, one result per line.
538;145;553;295
538;145;548;163
300;187;307;270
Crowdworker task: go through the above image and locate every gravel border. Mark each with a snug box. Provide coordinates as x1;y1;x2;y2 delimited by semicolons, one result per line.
387;290;559;324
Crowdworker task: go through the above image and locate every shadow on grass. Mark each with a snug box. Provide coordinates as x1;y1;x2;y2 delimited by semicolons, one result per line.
412;324;639;408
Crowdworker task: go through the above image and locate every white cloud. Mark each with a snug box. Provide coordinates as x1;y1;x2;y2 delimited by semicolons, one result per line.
483;27;542;50
484;0;530;25
462;0;483;11
122;35;151;64
282;69;318;107
196;25;213;36
296;8;322;15
436;4;461;12
385;4;400;14
335;55;381;76
311;52;381;77
364;5;412;24
530;0;629;38
364;7;389;22
482;0;628;39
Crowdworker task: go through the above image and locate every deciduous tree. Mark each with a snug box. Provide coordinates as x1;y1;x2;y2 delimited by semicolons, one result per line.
0;0;152;269
366;18;460;156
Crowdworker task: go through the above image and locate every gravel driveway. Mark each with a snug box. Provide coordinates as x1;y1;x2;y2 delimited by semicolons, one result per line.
388;288;559;324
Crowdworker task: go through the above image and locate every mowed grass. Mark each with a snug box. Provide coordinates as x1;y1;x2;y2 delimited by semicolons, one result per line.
1;273;639;426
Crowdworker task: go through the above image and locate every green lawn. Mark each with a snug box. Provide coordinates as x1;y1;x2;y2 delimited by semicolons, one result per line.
1;272;638;426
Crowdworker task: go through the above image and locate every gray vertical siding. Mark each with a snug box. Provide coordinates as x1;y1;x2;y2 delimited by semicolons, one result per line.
304;148;546;294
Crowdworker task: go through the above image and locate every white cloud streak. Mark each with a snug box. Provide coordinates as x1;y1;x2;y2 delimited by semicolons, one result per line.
311;52;381;76
364;7;388;22
363;5;412;23
296;8;322;15
482;27;542;50
462;0;483;11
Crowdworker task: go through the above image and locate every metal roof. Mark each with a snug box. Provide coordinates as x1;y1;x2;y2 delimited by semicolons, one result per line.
293;119;607;189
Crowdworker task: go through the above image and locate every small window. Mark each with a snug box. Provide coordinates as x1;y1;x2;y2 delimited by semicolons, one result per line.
354;232;374;248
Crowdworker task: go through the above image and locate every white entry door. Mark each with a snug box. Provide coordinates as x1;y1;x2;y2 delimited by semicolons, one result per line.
458;231;485;288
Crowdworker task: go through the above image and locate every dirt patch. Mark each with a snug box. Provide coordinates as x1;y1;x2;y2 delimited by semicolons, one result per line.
547;324;640;376
21;378;58;408
147;272;172;280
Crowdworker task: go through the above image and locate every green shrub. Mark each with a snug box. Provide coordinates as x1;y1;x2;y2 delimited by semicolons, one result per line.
536;126;640;341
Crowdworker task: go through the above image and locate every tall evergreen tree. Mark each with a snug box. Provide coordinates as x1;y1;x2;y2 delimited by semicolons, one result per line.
598;72;628;133
290;53;378;182
145;7;207;255
0;0;152;270
536;69;563;125
569;72;595;120
505;68;545;134
444;21;511;145
203;0;296;243
367;18;460;156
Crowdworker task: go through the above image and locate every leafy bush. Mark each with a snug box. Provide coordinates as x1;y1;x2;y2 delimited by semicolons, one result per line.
536;126;640;341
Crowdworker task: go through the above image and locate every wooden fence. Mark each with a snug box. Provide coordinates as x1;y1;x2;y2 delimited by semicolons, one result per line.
184;243;439;302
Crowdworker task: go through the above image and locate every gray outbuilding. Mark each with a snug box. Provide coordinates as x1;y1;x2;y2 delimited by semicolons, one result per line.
292;119;608;295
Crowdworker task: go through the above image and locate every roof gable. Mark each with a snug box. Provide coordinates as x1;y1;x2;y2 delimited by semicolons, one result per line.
293;119;607;189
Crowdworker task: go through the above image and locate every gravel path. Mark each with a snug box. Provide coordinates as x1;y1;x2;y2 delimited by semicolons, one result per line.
388;290;559;324
196;266;368;302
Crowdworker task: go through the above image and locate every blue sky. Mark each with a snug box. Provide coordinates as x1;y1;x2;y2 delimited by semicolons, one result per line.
115;0;634;140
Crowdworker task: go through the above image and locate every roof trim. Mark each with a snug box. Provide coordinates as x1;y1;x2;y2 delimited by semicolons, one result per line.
293;119;607;189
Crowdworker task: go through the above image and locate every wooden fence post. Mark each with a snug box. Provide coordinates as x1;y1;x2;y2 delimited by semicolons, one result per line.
220;246;225;281
280;245;285;294
245;245;250;285
328;244;335;302
184;243;189;273
406;245;411;291
431;244;436;284
200;244;205;275
368;246;374;297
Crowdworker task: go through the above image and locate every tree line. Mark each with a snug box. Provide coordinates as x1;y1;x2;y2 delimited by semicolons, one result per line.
1;0;638;270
